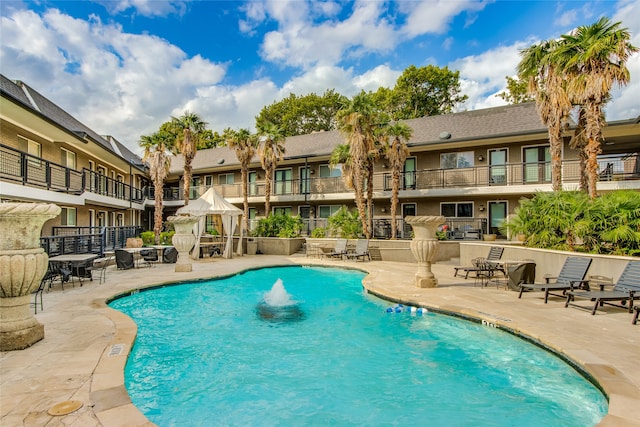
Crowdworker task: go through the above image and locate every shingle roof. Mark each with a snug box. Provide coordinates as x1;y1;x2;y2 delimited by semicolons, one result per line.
170;102;546;174
1;74;144;169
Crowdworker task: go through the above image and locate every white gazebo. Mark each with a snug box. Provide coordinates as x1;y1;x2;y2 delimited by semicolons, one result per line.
176;188;244;259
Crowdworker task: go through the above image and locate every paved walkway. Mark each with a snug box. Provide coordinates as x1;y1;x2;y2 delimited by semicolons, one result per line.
1;255;638;426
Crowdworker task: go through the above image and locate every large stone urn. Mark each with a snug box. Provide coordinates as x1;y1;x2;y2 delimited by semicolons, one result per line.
405;215;444;288
168;215;198;272
0;203;61;351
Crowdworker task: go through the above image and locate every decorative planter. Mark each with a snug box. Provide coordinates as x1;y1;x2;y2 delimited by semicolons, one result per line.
483;234;497;241
168;215;198;272
517;233;526;242
246;239;258;256
0;203;61;351
405;215;444;288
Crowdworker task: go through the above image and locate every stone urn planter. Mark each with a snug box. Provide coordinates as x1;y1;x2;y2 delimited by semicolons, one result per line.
483;234;497;241
0;203;61;351
405;215;444;288
168;215;198;272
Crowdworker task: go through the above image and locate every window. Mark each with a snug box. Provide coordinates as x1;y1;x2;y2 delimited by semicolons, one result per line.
489;149;508;184
441;202;473;218
117;213;124;227
204;175;213;188
190;176;201;199
523;146;551;183
440;151;474;169
248;171;258;196
318;205;341;218
60;148;76;169
319;164;342;178
116;174;125;199
97;165;108;195
273;206;292;216
60;207;77;226
218;173;234;185
274;169;292;195
299;167;310;194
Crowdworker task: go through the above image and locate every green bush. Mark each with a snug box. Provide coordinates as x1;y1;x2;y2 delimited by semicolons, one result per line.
160;231;175;245
254;214;304;238
140;231;155;245
327;206;362;238
311;227;326;238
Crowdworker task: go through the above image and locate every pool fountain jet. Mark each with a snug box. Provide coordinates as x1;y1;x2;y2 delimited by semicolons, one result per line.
256;279;305;323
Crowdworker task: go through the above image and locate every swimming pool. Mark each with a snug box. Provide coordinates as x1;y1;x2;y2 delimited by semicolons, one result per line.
109;266;607;426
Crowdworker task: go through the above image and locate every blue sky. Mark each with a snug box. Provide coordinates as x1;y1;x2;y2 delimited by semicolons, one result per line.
1;1;639;155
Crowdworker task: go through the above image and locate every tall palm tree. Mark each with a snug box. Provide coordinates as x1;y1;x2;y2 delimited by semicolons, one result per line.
227;128;259;232
558;17;638;199
518;40;572;192
336;92;379;239
384;122;413;239
256;120;285;217
330;144;354;192
171;111;207;205
140;131;173;244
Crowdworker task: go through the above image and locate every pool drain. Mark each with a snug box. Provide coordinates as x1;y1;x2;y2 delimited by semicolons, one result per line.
48;400;83;416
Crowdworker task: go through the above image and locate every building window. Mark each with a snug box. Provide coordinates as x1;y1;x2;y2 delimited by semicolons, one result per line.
441;202;473;218
273;206;292;216
318;205;341;218
60;207;77;226
117;213;124;227
274;169;292;195
61;148;76;169
440;151;474;169
218;173;234;185
204;175;213;188
319;164;342;178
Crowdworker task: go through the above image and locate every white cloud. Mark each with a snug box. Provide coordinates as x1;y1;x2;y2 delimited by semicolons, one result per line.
97;0;189;17
401;0;488;37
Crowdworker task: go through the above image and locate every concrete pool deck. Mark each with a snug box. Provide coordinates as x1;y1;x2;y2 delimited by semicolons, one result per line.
1;255;638;426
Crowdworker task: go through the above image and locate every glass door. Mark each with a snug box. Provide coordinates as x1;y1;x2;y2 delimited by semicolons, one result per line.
248;172;257;196
489;149;507;185
523;146;551;183
488;201;507;236
274;169;292;195
403;157;416;189
299;167;310;194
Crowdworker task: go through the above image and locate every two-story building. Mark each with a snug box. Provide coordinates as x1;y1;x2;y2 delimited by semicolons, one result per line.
166;102;639;239
1;74;149;246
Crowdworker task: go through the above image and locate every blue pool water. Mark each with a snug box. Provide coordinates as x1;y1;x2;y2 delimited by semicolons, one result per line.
109;266;607;426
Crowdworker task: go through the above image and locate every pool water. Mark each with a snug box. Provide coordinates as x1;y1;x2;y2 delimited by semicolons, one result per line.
109;266;607;426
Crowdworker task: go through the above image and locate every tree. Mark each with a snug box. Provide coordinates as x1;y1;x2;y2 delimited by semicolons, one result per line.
257;120;286;216
140;131;173;245
383;65;468;120
497;76;534;104
170;111;207;205
384;122;413;239
256;89;348;137
335;91;381;239
226;128;259;232
518;40;572;192
559;17;638;199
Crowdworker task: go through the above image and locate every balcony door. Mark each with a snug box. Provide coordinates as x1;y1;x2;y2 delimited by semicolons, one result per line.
248;171;258;196
274;169;292;195
299;167;310;194
489;149;507;185
403;157;416;189
523;146;551;183
488;201;507;235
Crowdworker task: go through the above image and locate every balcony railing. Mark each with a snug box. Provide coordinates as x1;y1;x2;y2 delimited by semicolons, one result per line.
41;225;143;256
156;154;638;201
0;144;144;203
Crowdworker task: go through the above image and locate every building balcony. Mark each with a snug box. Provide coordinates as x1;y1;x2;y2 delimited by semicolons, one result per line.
0;143;144;206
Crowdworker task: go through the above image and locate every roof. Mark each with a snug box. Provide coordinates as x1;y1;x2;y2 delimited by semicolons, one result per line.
0;74;144;170
170;102;546;174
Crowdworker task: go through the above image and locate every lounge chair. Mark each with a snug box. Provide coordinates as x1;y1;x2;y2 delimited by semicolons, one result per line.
565;261;640;315
344;239;370;262
115;249;135;270
454;246;504;279
324;238;348;260
518;256;592;303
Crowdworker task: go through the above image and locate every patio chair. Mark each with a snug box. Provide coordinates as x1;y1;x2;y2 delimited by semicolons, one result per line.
344;239;371;262
324;238;348;260
518;257;592;303
93;255;113;284
140;248;158;267
454;246;504;279
115;249;135;270
565;261;640;315
163;247;178;263
32;276;48;314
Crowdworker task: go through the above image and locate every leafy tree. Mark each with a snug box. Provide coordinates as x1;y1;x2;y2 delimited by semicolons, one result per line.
383;65;468;119
226;128;259;232
140;131;173;244
559;17;638;199
383;122;413;239
256;120;286;216
198;129;226;149
256;89;348;136
497;76;534;104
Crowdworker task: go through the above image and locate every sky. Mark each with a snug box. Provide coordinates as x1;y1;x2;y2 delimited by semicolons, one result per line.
1;0;639;156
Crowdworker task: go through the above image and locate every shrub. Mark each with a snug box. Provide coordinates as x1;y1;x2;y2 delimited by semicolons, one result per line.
311;227;326;238
254;214;304;238
160;231;174;245
140;231;155;245
327;206;362;238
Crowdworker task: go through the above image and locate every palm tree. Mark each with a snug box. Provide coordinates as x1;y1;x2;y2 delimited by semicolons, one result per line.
226;128;259;232
140;131;173;244
558;17;638;199
171;111;207;205
384;122;413;239
336;92;379;239
256;120;285;216
330;144;354;191
517;40;572;192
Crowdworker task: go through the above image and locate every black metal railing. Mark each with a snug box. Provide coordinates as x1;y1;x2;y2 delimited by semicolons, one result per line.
1;144;144;202
42;225;143;256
